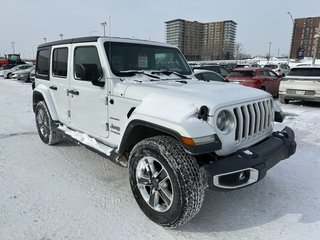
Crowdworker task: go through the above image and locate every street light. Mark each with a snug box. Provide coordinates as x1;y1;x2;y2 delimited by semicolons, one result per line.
101;22;107;36
287;12;294;25
59;34;63;40
43;37;47;43
10;42;15;54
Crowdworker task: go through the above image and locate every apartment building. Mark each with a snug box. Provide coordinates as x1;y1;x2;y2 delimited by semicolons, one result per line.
290;16;320;59
165;19;237;60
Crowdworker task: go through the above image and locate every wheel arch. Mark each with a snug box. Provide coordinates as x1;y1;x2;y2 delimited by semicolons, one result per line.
32;87;59;121
118;119;221;157
118;120;180;156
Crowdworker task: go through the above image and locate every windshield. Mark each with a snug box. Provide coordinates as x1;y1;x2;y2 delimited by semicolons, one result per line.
104;42;192;77
228;71;255;77
288;68;320;77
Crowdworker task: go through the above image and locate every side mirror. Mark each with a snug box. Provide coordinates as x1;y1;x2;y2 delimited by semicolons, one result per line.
75;63;105;87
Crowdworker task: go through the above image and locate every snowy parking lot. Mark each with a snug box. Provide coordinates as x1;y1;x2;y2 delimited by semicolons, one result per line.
1;77;320;240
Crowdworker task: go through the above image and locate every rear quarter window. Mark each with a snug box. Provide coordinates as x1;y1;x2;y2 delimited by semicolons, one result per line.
36;48;51;80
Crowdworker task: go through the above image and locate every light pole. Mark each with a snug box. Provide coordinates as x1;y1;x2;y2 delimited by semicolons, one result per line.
101;22;107;36
287;12;294;25
267;41;272;60
59;34;63;40
287;12;295;60
10;42;15;54
43;37;47;43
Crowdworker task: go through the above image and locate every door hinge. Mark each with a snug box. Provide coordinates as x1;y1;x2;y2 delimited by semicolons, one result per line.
68;110;71;118
105;96;108;105
106;123;109;131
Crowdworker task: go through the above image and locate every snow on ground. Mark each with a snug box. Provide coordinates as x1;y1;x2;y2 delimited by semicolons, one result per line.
0;78;320;240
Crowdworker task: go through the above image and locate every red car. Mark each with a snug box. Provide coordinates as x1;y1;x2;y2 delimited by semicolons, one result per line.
225;68;281;96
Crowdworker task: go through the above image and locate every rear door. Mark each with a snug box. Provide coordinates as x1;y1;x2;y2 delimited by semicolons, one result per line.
68;44;109;138
49;46;71;124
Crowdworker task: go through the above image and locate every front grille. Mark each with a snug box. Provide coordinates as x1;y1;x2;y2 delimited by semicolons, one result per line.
233;99;273;143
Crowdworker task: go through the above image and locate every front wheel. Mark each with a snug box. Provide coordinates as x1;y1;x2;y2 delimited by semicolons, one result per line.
129;136;205;228
279;96;289;104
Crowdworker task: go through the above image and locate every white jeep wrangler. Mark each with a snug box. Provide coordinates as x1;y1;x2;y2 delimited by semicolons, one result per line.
32;36;296;228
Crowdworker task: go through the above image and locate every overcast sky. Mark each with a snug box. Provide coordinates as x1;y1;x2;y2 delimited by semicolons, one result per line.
1;0;319;59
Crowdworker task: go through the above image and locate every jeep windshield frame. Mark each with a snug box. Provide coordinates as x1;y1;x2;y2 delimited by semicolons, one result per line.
104;42;192;77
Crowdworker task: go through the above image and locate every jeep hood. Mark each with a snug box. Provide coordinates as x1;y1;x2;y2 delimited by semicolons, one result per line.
122;80;271;115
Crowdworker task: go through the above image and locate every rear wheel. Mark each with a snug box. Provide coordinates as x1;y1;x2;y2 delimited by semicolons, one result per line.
35;101;63;145
129;136;205;228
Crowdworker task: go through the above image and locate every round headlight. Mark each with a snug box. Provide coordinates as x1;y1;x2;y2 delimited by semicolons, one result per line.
216;110;230;131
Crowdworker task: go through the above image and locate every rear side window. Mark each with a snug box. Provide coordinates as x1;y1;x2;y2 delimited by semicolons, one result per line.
264;65;277;69
229;71;255;77
52;48;68;77
74;46;102;81
288;68;320;77
36;48;50;80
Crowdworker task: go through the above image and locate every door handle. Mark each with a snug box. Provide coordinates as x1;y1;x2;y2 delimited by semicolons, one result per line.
68;89;79;95
50;85;58;90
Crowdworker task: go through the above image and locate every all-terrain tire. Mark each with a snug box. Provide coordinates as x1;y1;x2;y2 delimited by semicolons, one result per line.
35;101;63;145
129;135;205;228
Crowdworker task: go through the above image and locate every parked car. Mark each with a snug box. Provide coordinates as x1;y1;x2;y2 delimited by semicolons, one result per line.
193;69;227;82
32;36;295;228
264;63;290;77
279;65;320;104
225;68;281;96
193;64;230;77
12;66;35;82
3;64;33;79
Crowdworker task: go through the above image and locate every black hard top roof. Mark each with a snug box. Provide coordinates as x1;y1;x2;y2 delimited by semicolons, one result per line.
38;36;99;48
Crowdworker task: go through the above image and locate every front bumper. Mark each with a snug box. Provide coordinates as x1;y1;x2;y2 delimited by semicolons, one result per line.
200;126;296;190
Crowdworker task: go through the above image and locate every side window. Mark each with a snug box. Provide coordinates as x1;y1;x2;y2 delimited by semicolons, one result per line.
52;48;68;77
219;67;229;76
268;71;278;78
261;71;270;77
74;46;102;81
36;48;50;80
202;72;224;82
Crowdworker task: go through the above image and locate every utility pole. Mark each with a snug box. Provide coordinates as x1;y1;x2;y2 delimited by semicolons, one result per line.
101;22;107;37
10;42;15;54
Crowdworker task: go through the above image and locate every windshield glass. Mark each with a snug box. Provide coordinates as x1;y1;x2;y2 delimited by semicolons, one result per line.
104;42;192;77
228;71;255;77
288;68;320;77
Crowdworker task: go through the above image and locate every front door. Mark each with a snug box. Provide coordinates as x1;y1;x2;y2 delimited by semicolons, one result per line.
69;44;109;138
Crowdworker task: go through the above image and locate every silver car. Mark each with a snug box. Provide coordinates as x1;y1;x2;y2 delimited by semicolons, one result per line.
3;64;33;79
279;65;320;104
12;66;35;82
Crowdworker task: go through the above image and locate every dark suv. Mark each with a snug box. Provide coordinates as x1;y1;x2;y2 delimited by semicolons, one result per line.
193;64;230;78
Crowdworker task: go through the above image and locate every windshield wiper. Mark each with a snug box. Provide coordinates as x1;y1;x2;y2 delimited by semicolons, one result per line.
151;70;190;79
119;70;160;79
